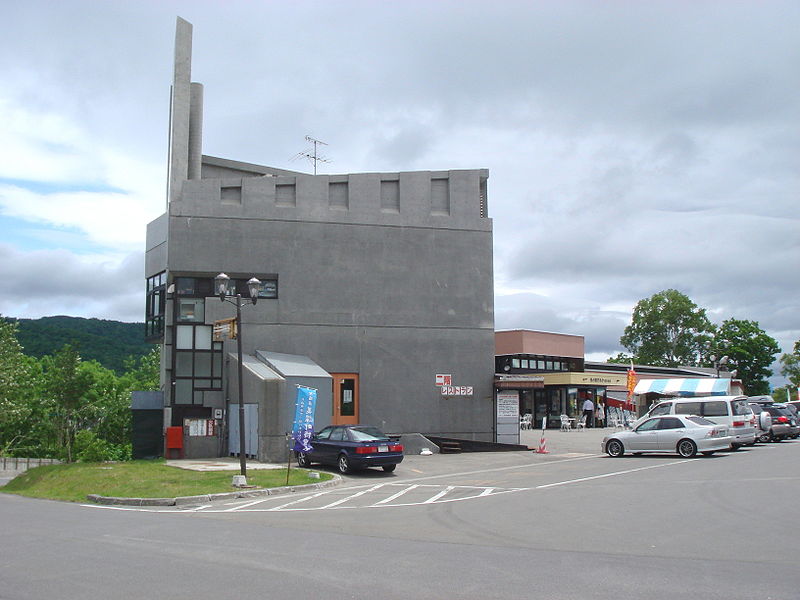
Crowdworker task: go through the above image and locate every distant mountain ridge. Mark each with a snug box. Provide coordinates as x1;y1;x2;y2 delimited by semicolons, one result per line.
7;316;152;374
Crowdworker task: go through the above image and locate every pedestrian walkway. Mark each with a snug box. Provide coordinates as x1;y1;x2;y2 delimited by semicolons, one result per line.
519;425;615;456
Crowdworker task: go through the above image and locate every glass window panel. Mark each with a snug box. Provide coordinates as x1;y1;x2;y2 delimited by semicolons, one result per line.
175;277;195;295
195;379;211;388
174;379;193;404
675;402;702;415
258;280;278;298
702;401;728;417
212;352;222;376
175;352;193;376
176;325;194;349
193;391;204;405
195;353;212;377
178;298;205;322
537;360;545;369
512;359;520;368
195;326;212;350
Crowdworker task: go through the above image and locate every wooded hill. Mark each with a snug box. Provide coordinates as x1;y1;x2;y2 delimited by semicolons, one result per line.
7;316;153;374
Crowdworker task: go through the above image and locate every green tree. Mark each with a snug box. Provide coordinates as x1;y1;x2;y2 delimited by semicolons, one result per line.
80;360;132;448
0;318;43;455
41;345;93;462
620;290;713;367
710;319;780;395
607;352;634;364
119;347;161;392
780;340;800;388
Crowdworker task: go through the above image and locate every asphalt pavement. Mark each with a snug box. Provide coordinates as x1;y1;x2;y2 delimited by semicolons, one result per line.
164;425;613;473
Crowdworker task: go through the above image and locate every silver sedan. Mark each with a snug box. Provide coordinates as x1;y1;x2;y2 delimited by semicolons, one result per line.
602;414;732;458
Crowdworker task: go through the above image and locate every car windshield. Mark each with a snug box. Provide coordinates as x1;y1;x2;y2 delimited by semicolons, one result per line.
732;399;750;416
686;416;715;426
349;426;389;441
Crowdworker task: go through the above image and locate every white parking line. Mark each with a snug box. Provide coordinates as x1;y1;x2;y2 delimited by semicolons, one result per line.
371;484;419;505
266;490;332;511
423;486;454;503
535;459;691;489
317;483;386;509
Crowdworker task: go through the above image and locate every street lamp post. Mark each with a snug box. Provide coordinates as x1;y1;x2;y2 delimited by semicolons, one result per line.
710;354;729;378
215;272;261;481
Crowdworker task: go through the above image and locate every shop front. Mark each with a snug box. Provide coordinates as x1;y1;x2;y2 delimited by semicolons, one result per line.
538;372;628;428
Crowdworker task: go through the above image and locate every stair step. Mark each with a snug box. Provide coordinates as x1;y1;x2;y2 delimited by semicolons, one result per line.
439;441;461;454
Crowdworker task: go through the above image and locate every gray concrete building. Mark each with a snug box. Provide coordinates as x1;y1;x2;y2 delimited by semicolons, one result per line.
145;18;495;461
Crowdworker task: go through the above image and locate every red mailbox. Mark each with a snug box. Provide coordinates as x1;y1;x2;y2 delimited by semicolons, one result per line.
165;426;184;458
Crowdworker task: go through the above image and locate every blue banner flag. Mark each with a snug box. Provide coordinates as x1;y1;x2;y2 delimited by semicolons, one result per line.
292;386;317;453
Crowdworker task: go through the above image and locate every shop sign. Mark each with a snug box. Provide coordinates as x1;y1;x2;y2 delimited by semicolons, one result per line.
441;385;473;396
497;391;519;418
435;374;452;386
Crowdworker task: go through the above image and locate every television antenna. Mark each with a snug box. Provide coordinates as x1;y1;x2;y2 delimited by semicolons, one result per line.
290;135;331;175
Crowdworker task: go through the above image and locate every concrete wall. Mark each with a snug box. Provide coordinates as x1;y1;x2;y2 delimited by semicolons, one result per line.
496;330;585;359
148;164;495;451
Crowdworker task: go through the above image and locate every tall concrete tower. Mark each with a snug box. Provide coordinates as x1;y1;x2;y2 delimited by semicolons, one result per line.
167;17;203;204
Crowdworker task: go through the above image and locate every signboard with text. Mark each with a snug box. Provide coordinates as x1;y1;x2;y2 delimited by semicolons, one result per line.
441;385;473;396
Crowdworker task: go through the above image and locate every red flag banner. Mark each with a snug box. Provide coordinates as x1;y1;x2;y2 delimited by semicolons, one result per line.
626;363;637;411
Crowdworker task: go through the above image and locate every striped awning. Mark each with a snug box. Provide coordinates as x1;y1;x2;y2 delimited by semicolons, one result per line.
633;378;730;397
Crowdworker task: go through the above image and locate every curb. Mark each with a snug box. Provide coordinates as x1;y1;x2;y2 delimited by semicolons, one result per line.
86;474;342;507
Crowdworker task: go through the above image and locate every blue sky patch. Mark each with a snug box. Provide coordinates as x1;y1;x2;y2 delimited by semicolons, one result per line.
0;177;126;196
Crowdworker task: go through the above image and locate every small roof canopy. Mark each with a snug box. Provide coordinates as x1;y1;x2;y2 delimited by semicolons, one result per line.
634;378;730;397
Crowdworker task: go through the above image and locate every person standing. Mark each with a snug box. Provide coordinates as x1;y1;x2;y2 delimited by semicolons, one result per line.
582;397;595;428
595;402;605;428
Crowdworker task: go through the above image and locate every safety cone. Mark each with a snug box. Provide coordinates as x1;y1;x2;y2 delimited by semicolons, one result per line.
535;431;549;454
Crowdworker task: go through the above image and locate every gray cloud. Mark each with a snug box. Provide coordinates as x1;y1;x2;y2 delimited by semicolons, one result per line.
1;1;798;383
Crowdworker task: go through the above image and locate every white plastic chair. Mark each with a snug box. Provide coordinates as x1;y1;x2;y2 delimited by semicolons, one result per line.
575;415;586;431
520;413;532;430
560;414;572;432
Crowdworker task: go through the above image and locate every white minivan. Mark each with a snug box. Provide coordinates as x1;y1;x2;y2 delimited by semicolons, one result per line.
640;395;756;449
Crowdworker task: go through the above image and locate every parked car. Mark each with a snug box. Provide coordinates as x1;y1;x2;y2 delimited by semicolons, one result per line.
638;395;755;449
783;403;800;439
746;404;772;443
296;424;404;474
602;414;732;458
749;402;791;442
772;403;799;439
786;400;800;416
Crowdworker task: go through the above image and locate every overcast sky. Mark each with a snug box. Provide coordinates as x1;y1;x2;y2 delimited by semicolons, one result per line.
1;1;797;383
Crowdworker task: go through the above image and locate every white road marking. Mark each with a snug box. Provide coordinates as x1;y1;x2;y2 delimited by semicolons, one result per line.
535;459;691;489
371;484;419;505
423;486;455;503
316;483;386;509
81;454;704;514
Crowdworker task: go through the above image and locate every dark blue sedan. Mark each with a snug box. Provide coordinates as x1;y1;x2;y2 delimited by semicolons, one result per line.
296;425;404;474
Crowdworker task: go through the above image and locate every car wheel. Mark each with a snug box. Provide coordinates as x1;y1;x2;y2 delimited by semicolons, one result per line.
606;439;625;457
729;443;740;451
296;451;311;468
338;454;351;474
758;432;771;443
701;451;715;456
677;439;697;458
382;464;396;473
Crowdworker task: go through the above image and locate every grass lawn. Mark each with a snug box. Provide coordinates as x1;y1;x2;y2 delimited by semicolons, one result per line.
1;460;333;503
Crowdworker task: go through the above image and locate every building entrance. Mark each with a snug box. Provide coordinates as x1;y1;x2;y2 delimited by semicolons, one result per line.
331;373;359;425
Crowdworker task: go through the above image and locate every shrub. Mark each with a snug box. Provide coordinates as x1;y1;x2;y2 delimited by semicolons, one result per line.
74;430;132;462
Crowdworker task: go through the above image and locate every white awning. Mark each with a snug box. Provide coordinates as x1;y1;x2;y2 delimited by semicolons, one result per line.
633;378;730;397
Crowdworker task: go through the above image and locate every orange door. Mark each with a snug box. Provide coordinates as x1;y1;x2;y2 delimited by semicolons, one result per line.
332;373;359;425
